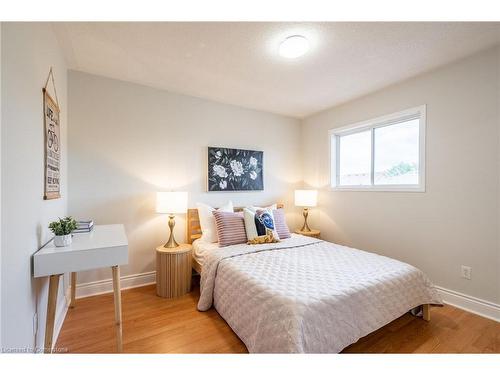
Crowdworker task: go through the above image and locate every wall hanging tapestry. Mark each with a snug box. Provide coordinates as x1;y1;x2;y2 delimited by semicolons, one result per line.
43;67;61;200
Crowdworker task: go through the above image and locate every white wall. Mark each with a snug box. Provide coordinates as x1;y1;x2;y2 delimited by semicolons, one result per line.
302;47;500;305
0;22;3;349
68;71;302;285
1;23;68;351
497;46;500;309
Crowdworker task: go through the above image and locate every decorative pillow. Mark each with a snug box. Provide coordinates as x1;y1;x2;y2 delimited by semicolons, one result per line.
243;208;259;240
213;211;247;247
272;208;291;239
248;203;277;213
196;201;233;243
243;205;280;241
254;209;280;241
247;228;279;245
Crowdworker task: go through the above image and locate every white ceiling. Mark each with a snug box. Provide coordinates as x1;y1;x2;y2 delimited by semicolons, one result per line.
53;22;500;118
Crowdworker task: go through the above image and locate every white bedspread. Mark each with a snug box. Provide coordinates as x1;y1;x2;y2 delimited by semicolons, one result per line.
192;239;220;267
198;235;442;353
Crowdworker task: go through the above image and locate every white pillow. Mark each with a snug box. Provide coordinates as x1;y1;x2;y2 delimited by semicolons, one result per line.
248;203;277;213
246;204;277;226
196;201;233;243
243;208;259;240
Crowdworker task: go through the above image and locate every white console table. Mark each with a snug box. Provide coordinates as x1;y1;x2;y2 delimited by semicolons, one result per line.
34;224;128;353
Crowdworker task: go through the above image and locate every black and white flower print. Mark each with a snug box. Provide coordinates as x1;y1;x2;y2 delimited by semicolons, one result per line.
208;147;263;191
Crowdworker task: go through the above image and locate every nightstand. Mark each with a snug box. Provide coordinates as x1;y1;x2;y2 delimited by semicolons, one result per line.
295;229;321;239
156;243;192;298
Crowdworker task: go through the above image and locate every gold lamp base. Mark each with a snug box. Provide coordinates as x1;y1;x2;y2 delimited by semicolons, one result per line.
300;208;312;232
164;214;179;248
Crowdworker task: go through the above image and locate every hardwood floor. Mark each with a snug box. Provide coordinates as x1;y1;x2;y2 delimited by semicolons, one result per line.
56;284;500;353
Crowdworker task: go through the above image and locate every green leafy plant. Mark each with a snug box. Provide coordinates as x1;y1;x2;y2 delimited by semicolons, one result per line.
49;217;77;236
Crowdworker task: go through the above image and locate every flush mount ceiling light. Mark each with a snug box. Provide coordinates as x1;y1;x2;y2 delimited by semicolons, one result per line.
279;35;310;59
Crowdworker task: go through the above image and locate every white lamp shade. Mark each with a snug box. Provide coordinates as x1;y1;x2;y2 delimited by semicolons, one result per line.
295;190;317;207
156;192;188;214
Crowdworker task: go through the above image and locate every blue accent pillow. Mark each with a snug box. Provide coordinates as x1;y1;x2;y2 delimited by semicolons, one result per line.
254;209;280;239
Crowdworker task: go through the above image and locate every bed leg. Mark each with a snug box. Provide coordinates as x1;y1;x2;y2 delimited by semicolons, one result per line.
422;304;430;322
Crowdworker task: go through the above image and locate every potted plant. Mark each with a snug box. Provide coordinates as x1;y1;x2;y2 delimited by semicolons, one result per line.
49;217;78;247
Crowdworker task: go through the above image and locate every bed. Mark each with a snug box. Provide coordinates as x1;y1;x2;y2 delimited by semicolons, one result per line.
187;205;442;353
187;204;286;274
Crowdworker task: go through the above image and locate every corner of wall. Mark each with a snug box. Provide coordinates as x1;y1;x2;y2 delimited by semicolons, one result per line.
0;21;3;349
497;43;500;306
1;22;68;352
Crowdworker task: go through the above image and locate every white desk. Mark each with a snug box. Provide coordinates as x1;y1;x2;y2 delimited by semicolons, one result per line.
34;224;128;353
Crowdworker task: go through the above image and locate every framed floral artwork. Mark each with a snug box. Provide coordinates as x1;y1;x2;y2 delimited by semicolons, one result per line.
207;147;263;191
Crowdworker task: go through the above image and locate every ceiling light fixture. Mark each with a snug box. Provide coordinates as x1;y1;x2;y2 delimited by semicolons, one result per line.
279;35;310;59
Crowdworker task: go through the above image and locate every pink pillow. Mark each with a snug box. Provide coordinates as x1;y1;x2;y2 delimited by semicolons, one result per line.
213;211;247;247
273;208;291;239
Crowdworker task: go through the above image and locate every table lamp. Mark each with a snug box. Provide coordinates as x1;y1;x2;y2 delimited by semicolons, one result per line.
156;191;188;248
295;189;318;232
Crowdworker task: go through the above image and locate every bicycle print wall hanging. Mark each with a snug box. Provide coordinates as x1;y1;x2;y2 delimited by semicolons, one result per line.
43;67;61;200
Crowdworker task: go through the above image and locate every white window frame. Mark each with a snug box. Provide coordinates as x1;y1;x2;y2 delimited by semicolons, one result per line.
329;105;426;192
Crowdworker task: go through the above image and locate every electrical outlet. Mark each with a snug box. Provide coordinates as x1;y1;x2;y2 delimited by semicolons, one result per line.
33;313;38;335
461;265;472;280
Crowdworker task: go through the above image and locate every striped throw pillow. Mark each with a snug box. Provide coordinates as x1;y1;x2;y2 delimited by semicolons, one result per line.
213;211;247;247
273;208;291;239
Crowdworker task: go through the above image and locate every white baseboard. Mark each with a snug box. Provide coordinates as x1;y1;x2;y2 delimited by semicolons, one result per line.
74;271;156;299
436;286;500;323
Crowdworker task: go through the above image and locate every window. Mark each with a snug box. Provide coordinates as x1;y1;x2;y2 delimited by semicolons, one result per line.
330;106;425;191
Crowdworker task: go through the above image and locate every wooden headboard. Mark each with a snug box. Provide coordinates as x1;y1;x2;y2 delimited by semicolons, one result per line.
186;204;284;244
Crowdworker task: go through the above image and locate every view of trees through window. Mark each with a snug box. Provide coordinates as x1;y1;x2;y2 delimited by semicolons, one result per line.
374;119;419;185
334;116;421;188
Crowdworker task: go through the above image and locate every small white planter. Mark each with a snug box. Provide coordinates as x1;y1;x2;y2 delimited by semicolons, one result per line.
54;234;72;247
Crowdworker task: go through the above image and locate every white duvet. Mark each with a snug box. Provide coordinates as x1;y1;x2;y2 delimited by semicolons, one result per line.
198;235;442;353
